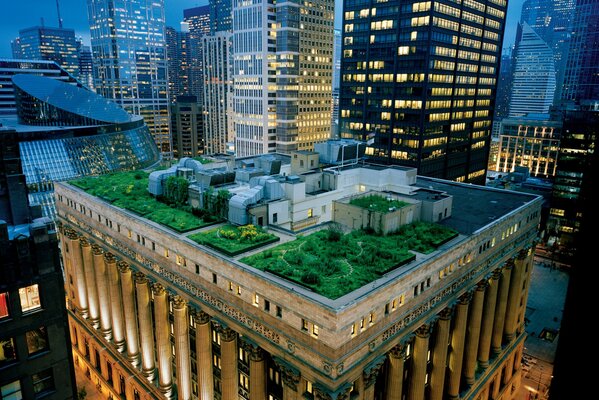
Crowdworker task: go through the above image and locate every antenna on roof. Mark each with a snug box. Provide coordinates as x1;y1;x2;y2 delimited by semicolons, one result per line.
56;0;63;28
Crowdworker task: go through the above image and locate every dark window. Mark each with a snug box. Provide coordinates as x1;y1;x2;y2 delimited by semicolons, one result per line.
264;300;270;312
0;337;17;367
276;306;282;318
32;368;55;396
196;264;200;274
212;273;217;284
26;326;49;355
273;213;278;223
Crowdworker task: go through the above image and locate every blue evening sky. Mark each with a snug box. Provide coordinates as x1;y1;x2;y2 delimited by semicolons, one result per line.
0;0;524;58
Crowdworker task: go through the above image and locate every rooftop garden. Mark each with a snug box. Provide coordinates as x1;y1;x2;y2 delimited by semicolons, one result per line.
69;171;220;233
188;224;279;256
193;156;213;164
241;222;458;299
349;194;410;213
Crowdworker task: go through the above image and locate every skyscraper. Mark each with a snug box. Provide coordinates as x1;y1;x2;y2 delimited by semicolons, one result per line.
233;0;334;156
184;6;211;105
166;26;191;103
492;50;514;137
170;95;205;158
339;0;508;184
77;43;94;90
87;0;171;156
332;29;342;138
561;0;599;102
11;26;80;78
508;23;557;117
203;33;234;154
210;0;233;33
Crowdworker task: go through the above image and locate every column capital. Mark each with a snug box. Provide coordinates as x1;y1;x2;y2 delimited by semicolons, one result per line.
389;342;407;359
491;269;502;280
439;307;454;320
104;252;116;263
66;230;78;240
172;295;186;310
314;383;352;400
458;291;473;304
240;339;264;362
116;260;130;273
220;327;237;342
504;258;515;270
91;244;103;255
415;323;432;338
476;280;489;291
151;282;166;296
80;237;90;247
134;271;148;284
363;356;386;388
517;248;529;259
274;357;301;391
191;309;211;324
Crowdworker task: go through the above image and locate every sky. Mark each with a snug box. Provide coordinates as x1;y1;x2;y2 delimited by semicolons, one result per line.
0;0;525;58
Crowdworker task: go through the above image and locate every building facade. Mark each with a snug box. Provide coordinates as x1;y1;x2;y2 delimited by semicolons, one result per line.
170;96;205;159
78;44;95;90
87;0;171;156
0;131;77;400
12;26;80;79
166;27;192;103
55;157;541;400
495;116;562;178
332;29;342;138
232;0;334;156
508;23;556;117
184;6;212;106
202;33;234;155
339;0;507;184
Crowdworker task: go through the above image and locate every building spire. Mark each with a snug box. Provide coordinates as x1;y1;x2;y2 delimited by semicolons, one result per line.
56;0;63;28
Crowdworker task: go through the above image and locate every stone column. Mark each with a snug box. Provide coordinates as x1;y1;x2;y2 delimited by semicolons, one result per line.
492;262;513;354
118;262;139;363
463;281;487;385
67;232;88;317
408;324;431;400
447;292;471;400
106;253;125;351
430;308;452;400
193;311;213;400
478;271;500;368
134;272;155;378
152;283;172;394
386;343;406;400
81;238;100;327
92;245;112;339
363;358;385;400
248;346;266;400
505;251;526;342
174;296;192;400
220;328;238;400
279;361;300;400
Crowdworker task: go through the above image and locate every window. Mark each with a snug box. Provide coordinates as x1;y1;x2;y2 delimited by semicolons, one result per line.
307;208;313;218
0;292;9;319
253;294;260;307
212;273;217;284
195;264;200;274
272;213;278;223
0;338;17;367
312;324;319;337
1;380;22;400
302;319;308;331
264;300;270;312
276;306;282;318
19;284;41;313
239;374;249;390
32;369;54;396
26;326;49;356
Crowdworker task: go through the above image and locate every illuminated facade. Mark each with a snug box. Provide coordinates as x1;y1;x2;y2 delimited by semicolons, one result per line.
12;26;80;78
170;96;205;159
495;116;562;178
166;26;192;103
55;160;541;400
203;33;234;154
78;44;95;90
184;6;211;106
232;0;334;156
339;0;508;184
87;0;171;157
332;29;342;137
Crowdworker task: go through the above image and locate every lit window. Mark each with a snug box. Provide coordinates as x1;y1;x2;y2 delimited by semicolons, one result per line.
26;326;49;355
1;380;22;400
0;292;9;319
32;369;54;396
307;208;313;218
0;338;17;367
253;294;260;307
312;324;319;337
306;381;313;394
19;284;41;313
302;319;308;331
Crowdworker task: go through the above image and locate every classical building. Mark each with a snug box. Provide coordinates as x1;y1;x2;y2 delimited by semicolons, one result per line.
495;116;562;177
339;0;508;184
0;130;77;400
55;146;541;400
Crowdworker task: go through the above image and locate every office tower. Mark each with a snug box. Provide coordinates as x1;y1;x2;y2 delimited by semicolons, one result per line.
56;145;541;400
340;0;507;184
11;26;80;78
0;130;77;400
233;0;334;156
210;0;233;33
184;6;211;105
166;26;192;103
77;44;94;90
521;0;576;102
492;51;514;138
332;29;342;138
87;0;171;156
508;23;557;117
203;33;234;154
170;96;205;158
561;0;599;102
0;74;159;218
495;116;562;177
0;59;79;116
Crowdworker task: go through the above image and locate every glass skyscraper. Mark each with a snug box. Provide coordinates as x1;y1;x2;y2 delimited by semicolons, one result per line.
339;0;508;184
184;6;211;106
86;0;171;156
78;44;94;90
166;26;192;103
12;26;80;78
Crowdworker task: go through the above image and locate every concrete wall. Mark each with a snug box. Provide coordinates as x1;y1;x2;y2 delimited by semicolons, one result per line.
333;201;421;234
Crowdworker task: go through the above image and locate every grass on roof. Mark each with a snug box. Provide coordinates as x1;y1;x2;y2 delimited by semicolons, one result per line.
241;222;457;299
193;157;213;164
349;194;410;213
69;171;216;233
188;224;279;256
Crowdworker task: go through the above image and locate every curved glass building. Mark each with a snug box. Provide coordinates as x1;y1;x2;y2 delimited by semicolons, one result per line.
3;74;160;217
